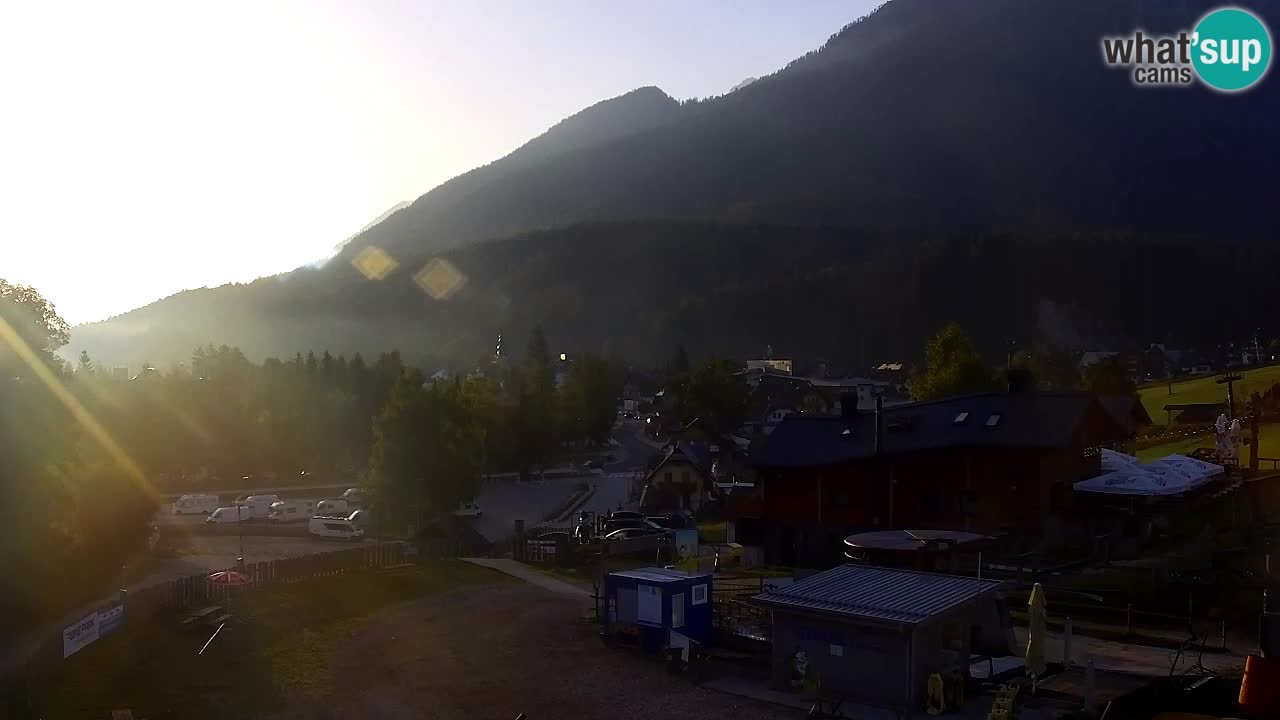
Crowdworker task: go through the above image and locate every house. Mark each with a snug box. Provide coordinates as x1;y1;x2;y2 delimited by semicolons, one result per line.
736;391;1127;567
1098;394;1153;445
639;442;717;515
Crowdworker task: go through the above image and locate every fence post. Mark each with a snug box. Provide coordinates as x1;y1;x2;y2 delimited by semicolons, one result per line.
1221;619;1228;650
1125;604;1133;638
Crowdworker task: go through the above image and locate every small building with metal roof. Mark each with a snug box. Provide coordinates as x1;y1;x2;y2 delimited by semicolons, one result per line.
753;564;1011;713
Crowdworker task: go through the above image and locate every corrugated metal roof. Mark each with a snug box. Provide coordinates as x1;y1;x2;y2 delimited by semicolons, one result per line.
611;567;710;583
753;565;1002;625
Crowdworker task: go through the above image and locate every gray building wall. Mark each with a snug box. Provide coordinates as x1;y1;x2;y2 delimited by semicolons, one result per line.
770;612;911;709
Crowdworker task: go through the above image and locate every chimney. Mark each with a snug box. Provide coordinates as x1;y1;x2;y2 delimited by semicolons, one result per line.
874;394;884;456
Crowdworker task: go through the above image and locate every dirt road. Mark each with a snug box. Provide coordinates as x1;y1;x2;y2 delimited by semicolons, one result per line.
275;582;793;720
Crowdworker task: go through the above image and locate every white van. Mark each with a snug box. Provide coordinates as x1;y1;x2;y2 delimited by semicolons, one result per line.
172;494;219;515
308;516;364;541
342;488;369;506
206;506;250;524
268;499;315;522
314;498;349;516
453;501;482;519
242;494;280;518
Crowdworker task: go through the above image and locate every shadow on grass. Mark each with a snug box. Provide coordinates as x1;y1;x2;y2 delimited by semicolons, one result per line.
31;561;507;719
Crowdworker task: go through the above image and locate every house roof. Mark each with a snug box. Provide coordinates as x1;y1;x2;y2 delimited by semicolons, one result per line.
643;441;713;484
611;567;711;583
752;392;1118;469
1079;351;1119;368
1098;394;1152;435
753;564;1002;625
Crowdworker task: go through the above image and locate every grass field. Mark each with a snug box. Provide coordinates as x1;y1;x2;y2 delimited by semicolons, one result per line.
1139;364;1280;424
1138;421;1280;463
30;561;507;720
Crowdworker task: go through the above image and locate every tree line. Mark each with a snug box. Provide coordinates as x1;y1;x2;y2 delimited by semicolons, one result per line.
1;278;624;635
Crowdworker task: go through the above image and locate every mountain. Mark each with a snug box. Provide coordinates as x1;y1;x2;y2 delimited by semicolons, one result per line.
71;0;1280;369
335;0;1277;263
729;77;756;93
68;222;1280;370
311;201;411;268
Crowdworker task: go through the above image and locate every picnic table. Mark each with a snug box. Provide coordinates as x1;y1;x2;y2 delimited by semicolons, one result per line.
180;605;229;627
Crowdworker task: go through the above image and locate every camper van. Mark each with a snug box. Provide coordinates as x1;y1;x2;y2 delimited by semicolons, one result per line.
268;499;315;522
206;506;250;524
308;516;364;541
242;494;280;518
314;498;349;516
171;494;219;515
342;488;369;507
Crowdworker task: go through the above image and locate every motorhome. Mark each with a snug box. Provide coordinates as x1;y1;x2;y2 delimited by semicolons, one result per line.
171;494;219;515
205;506;250;524
308;516;364;541
242;494;280;518
268;499;316;522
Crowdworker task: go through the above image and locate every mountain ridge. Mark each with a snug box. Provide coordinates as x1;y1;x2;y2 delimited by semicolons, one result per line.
69;0;1280;368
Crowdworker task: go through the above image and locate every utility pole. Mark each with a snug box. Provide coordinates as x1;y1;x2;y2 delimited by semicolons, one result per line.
1218;371;1243;419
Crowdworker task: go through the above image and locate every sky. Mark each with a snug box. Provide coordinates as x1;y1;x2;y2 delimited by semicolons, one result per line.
0;0;879;326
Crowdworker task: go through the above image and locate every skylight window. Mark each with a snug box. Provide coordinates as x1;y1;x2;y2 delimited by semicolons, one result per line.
953;412;969;424
986;414;1002;427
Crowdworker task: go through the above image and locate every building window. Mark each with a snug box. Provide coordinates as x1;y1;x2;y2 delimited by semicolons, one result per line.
986;414;1002;427
681;470;691;483
954;412;969;424
664;471;673;483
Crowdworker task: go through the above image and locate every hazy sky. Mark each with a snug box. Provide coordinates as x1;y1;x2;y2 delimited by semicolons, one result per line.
0;0;878;326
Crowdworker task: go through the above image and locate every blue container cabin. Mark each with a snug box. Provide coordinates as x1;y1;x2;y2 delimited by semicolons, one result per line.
602;567;713;654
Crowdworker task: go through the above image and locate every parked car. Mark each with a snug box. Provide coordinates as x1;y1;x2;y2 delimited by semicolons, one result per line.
206;506;250;524
308;516;364;541
314;498;349;516
268;499;315;522
454;501;482;519
646;514;690;530
602;518;663;535
603;527;661;540
534;531;571;543
172;494;219;515
606;510;646;522
342;487;369;506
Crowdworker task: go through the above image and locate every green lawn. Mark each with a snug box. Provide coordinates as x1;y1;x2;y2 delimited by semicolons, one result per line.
1138;421;1280;463
1140;364;1280;425
30;561;506;720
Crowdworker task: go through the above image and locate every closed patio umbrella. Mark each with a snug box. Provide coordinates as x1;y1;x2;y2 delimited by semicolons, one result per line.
1026;582;1048;692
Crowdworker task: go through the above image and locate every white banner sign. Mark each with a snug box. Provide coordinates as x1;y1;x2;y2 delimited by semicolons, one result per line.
62;612;99;659
62;600;125;658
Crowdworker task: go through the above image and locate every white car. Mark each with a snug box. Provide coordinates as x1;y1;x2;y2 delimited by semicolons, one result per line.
308;516;364;541
453;501;482;519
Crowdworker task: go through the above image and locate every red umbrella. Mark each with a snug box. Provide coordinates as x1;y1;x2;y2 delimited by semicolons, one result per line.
207;571;252;586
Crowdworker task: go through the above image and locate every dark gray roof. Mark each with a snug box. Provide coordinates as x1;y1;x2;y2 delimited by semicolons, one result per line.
752;392;1114;469
753;564;1002;625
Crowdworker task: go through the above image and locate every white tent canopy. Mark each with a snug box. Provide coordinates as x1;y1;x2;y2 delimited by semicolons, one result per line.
1074;453;1224;497
1100;448;1139;473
